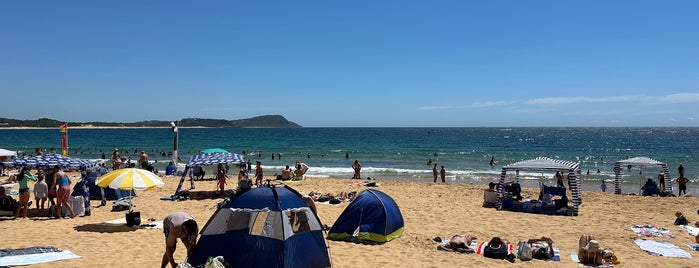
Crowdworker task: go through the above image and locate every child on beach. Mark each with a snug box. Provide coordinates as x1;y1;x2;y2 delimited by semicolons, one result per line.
14;167;36;218
34;174;48;216
600;180;607;192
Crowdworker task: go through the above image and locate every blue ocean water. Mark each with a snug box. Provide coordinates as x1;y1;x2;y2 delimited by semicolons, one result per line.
1;127;697;195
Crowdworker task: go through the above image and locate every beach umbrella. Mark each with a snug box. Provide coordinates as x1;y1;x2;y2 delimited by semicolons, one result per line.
201;148;229;154
3;153;97;169
95;168;165;190
0;148;17;157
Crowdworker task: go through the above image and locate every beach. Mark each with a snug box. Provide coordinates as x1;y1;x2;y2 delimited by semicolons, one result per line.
2;174;698;268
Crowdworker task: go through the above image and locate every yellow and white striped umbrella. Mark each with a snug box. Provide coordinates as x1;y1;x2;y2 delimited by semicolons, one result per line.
95;168;165;190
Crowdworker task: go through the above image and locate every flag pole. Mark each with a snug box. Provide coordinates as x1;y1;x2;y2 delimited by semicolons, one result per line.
171;121;179;166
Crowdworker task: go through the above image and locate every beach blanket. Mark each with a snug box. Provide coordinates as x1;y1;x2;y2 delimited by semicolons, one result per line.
687;244;699;251
101;218;164;229
633;239;691;258
630;224;674;238
679;225;699;236
0;246;81;266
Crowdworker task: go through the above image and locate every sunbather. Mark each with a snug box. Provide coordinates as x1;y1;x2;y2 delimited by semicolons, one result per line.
438;234;477;253
578;234;606;265
526;236;555;260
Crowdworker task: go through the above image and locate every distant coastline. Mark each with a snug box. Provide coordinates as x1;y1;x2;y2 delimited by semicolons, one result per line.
0;115;302;128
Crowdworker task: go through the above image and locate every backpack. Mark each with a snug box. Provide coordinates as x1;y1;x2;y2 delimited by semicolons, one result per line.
517;241;532;261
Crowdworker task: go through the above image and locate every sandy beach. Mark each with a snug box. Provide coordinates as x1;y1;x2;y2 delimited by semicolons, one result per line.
2;174;699;268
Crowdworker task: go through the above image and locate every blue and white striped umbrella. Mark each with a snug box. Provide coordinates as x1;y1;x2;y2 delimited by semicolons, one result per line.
186;152;245;167
3;153;97;169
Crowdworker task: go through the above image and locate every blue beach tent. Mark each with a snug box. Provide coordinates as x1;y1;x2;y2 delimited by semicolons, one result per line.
188;185;331;268
327;189;404;243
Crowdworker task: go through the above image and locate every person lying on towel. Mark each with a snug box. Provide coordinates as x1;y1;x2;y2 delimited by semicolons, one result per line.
526;236;555;260
437;234;477;253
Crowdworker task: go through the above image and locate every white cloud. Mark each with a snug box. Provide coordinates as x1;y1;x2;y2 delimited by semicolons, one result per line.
471;101;514;108
419;106;451;110
657;93;699;104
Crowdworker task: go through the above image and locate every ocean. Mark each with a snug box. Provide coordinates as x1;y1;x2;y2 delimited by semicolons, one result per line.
1;127;698;195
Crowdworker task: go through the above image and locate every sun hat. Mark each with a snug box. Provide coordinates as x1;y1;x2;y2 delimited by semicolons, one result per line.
676;211;684;217
583;240;602;253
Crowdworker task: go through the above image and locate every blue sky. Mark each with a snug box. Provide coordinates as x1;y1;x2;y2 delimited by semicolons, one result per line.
2;1;698;127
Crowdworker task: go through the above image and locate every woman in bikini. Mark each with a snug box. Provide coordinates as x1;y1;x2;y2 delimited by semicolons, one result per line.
14;167;36;218
52;165;76;219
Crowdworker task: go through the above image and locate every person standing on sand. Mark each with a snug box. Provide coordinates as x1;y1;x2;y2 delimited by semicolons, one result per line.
352;160;362;179
111;149;120;170
600;180;607;192
432;164;438;183
52;165;76;219
255;161;263;187
440;165;446;183
676;175;689;196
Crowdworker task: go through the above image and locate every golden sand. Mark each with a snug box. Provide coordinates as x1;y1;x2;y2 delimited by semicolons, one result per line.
2;175;698;268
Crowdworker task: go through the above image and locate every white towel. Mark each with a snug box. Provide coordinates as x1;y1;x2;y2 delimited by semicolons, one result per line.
0;249;81;266
634;239;691;258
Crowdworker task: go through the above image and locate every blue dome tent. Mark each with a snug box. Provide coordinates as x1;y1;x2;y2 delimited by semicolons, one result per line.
327;189;404;243
188;185;331;268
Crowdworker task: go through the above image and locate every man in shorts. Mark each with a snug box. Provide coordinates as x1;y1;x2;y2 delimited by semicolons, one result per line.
161;212;198;268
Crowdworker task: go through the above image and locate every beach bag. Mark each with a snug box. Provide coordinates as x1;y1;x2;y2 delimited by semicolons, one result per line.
517;241;532;261
126;211;141;227
484;243;509;259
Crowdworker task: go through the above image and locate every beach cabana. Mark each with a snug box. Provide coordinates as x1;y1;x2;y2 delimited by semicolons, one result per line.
613;156;672;195
169;152;245;198
495;157;582;216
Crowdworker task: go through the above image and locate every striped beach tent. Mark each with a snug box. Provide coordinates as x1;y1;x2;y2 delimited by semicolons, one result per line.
613;156;672;195
171;152;245;197
495;157;582;216
3;153;97;169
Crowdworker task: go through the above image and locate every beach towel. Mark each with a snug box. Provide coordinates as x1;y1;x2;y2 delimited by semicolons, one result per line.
687;244;699;251
570;252;615;268
101;218;164;229
633;239;691;258
0;246;81;266
679;225;699;236
436;237;478;253
630;224;674;238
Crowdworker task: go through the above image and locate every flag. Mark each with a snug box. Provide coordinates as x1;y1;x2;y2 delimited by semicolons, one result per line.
59;123;68;156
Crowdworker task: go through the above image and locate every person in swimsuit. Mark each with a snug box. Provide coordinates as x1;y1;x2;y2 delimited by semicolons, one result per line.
52;165;76;219
255;161;263;187
161;212;198;268
34;173;48;216
14;167;36;218
352;160;362;179
438;234;477;253
216;164;228;196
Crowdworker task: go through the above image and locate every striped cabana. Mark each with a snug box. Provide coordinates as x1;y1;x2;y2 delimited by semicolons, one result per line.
496;157;582;216
613;156;672;195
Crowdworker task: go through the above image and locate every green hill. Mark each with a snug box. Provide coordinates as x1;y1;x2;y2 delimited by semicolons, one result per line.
0;115;302;128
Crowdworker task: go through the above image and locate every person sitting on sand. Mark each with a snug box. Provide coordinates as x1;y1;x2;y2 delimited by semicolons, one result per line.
641;179;658;196
275;165;292;181
578;234;607;265
526;236;555;260
438;234;477;253
674;211;689;225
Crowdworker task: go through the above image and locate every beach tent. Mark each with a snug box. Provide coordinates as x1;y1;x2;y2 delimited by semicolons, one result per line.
327;189;404;243
170;152;245;197
188;185;331;268
495;157;582;216
3;153;97;169
0;148;17;157
613;156;672;195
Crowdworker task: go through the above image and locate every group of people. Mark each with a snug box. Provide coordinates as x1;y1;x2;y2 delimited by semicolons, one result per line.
5;165;78;219
438;233;617;265
432;164;446;183
274;160;310;181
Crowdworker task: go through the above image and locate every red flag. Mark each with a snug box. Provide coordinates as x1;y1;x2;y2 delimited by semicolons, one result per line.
60;123;68;156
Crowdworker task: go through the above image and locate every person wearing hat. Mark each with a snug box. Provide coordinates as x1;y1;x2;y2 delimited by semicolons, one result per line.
674;211;689;225
578;234;605;265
